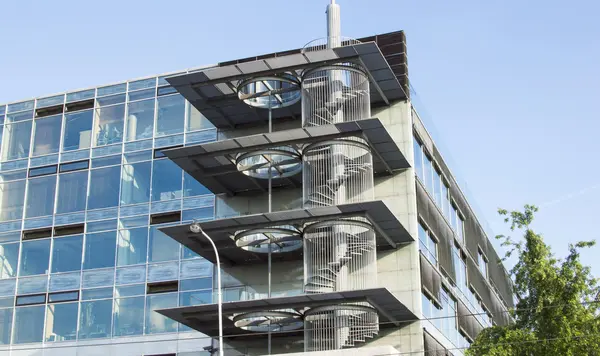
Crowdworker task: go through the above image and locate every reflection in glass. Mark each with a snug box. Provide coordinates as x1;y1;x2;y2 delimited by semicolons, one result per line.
13;306;45;343
0;180;25;221
78;299;112;340
94;104;125;146
113;296;144;337
0;308;12;344
126;99;155;142
25;175;57;218
56;171;88;214
63;110;93;151
83;232;116;270
156;95;185;136
17;275;48;294
179;290;212;306
151;159;182;201
121;161;151;205
183;172;210;197
88;166;121;210
45;302;78;342
20;239;50;276
51;235;83;273
148;225;179;262
117;227;148;266
0;243;19;279
187;104;214;132
32;114;62;156
145;293;177;334
1;120;32;161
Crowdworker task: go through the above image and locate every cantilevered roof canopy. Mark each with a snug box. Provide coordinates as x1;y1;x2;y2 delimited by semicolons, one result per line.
156;288;416;338
163;118;409;196
160;200;413;266
165;42;406;129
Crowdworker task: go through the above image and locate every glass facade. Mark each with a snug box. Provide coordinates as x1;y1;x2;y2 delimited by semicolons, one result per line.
0;77;218;345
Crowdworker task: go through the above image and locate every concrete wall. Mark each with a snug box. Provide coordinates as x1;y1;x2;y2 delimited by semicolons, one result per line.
365;101;424;354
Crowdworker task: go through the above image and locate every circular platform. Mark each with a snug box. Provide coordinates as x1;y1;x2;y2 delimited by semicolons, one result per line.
237;73;301;109
233;225;303;253
232;310;303;332
235;146;302;179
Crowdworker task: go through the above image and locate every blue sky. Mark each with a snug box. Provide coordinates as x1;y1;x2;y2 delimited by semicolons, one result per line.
1;0;598;272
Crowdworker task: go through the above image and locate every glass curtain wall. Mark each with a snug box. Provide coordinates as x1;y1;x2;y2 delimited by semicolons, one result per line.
0;75;217;346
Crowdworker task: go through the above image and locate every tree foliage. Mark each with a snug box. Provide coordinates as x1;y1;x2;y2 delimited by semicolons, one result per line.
466;205;600;355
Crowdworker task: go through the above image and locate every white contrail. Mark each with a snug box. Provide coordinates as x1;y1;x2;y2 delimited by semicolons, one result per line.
539;183;600;208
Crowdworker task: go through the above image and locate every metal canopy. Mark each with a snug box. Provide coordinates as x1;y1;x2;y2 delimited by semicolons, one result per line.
165;42;406;129
163;118;409;196
159;200;413;266
156;288;416;338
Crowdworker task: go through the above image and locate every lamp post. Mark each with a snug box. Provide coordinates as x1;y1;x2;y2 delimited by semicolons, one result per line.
190;222;224;356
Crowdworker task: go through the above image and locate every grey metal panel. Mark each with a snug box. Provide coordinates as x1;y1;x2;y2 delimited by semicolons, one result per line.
429;143;514;310
420;253;441;302
415;183;456;282
457;299;477;340
424;330;447;356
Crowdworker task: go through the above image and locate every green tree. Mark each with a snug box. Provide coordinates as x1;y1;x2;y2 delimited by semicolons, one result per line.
466;205;600;355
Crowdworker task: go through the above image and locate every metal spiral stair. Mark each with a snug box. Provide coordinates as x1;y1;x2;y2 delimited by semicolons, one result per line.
304;151;372;207
304;224;376;294
304;304;379;349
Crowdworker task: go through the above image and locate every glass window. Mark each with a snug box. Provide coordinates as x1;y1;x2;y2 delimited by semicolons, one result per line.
51;235;83;273
94;104;125;146
187;104;213;132
13;306;45;343
129;78;156;91
16;294;45;306
29;165;57;177
457;214;464;243
20;239;51;276
0;180;26;221
98;83;126;97
45;302;78;342
148;225;180;262
56;171;88;214
1;120;32;161
156;95;185;136
125;99;155;142
88;166;121;210
0;243;19;279
117;227;148;266
0;308;12;344
478;251;488;278
113;296;144;337
413;137;423;180
179;290;212;306
418;222;437;265
433;168;442;207
424;154;433;194
66;89;95;103
78;299;112;340
83;231;116;270
145;293;177;334
63;110;93;151
25;175;57;218
442;182;450;220
183;172;210;197
152;159;182;201
121;161;151;205
32;114;62;156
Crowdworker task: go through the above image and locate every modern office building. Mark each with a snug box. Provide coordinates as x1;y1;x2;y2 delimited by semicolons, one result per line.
0;2;514;355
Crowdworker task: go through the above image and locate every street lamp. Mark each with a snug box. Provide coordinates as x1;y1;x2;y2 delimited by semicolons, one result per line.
190;222;224;356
